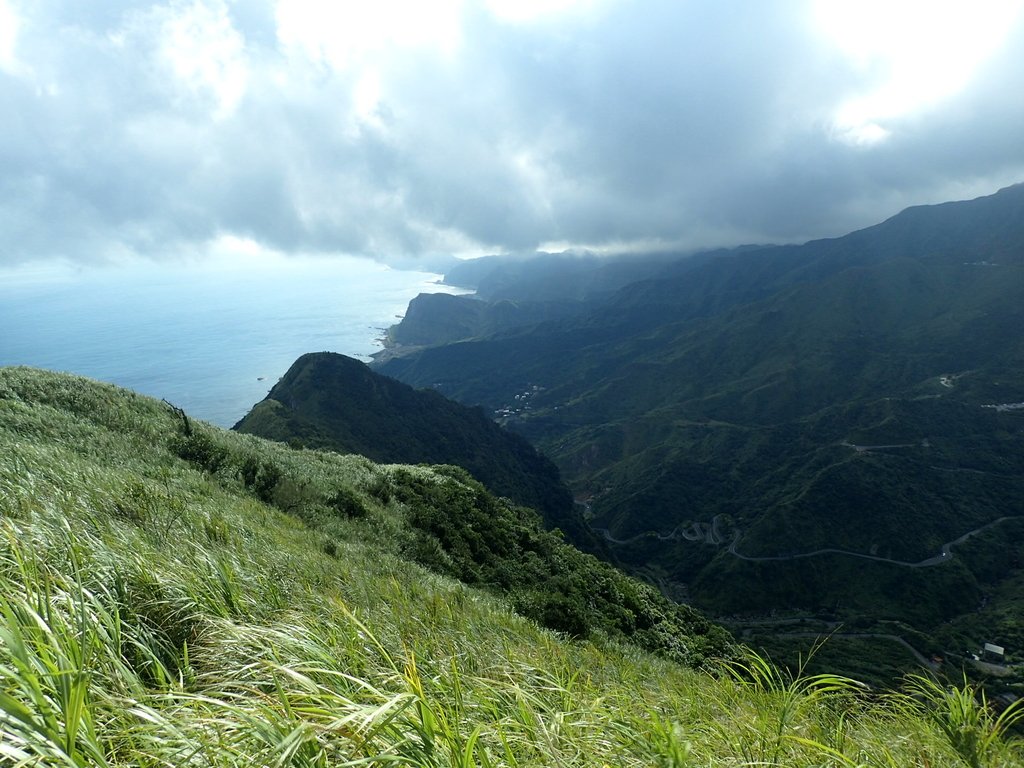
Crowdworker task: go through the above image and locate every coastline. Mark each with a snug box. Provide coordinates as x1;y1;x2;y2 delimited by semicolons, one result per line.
369;272;478;366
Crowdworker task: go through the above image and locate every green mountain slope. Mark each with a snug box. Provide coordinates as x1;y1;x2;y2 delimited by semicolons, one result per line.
4;367;1023;766
233;351;599;549
374;184;1024;654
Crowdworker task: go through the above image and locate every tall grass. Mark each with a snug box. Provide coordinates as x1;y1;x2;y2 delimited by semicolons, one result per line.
900;673;1024;768
1;367;1022;766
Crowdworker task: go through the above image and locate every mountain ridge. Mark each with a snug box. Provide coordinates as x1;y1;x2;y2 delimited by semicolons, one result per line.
233;351;600;551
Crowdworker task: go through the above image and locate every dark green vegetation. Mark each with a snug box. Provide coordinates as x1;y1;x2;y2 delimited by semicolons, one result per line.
386;463;724;661
5;367;1024;765
376;184;1024;670
234;351;599;549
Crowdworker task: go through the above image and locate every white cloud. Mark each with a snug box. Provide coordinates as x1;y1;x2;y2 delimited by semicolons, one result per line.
816;0;1024;144
274;0;463;70
0;0;1022;268
152;0;249;119
0;0;25;76
484;0;600;24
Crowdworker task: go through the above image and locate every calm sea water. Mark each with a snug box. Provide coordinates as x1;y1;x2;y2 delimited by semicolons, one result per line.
0;256;462;427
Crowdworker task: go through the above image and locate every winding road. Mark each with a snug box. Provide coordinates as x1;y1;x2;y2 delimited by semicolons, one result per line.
598;515;1021;569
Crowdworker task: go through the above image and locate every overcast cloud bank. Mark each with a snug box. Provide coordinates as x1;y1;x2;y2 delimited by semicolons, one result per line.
2;0;1023;268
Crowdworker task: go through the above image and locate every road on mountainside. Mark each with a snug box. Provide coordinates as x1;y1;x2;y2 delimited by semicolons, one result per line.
593;525;684;546
597;515;1020;569
728;516;1019;567
840;440;920;453
594;516;725;546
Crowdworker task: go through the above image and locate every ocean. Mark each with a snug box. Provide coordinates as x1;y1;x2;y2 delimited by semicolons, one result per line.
0;255;464;427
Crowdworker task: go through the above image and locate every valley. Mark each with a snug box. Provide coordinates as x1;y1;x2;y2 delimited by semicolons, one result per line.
373;183;1024;683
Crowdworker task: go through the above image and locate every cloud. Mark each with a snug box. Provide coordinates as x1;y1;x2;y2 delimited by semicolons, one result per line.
0;0;23;76
1;0;1022;268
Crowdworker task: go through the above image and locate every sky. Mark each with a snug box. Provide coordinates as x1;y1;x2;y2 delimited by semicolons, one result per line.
2;0;1024;271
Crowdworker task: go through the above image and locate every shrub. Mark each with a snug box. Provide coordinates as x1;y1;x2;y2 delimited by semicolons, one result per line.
327;487;369;519
172;430;229;474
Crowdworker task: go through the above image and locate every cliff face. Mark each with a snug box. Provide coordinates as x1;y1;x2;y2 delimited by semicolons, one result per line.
382;291;582;356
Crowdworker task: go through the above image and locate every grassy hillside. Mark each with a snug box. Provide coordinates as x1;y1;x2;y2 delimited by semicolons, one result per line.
3;367;1023;765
